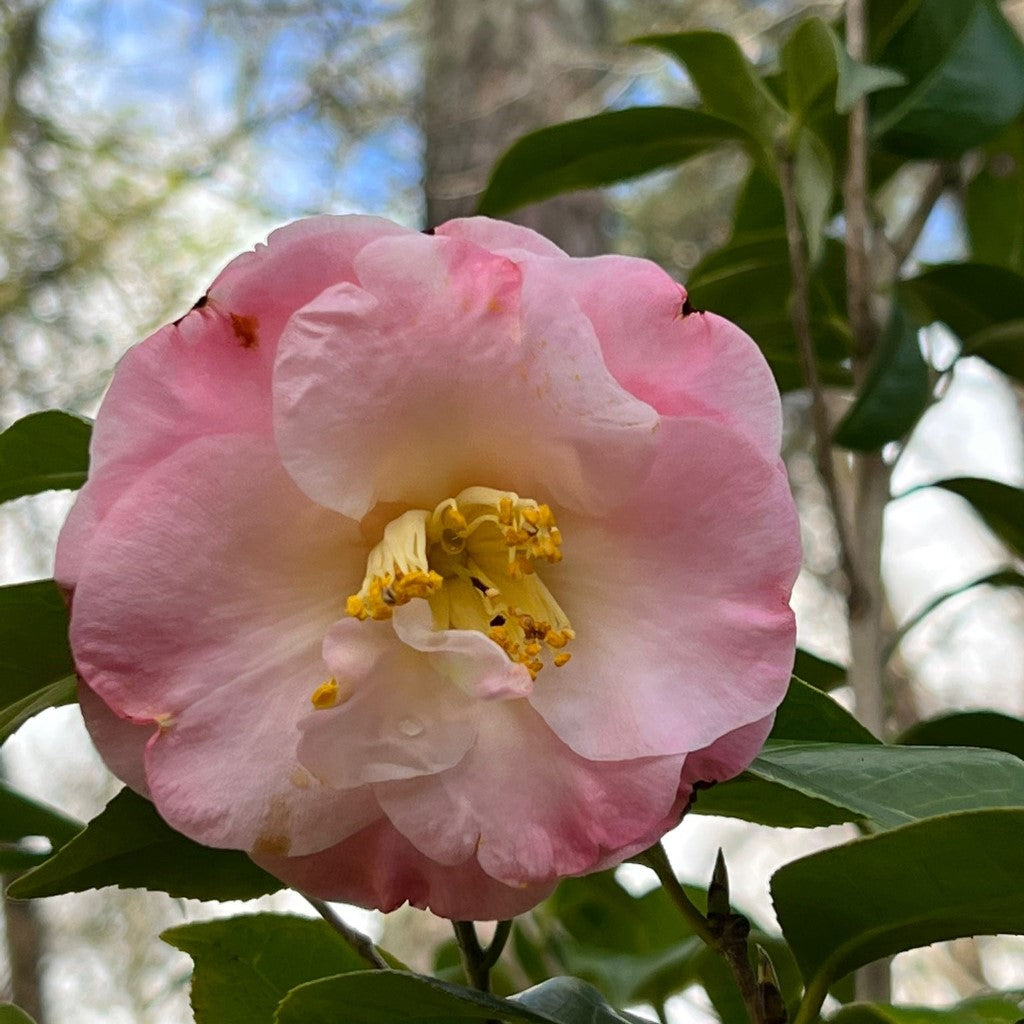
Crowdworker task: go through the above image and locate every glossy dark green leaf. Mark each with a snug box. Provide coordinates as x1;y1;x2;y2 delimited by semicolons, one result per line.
772;809;1024;988
782;17;904;118
0;580;76;743
513;977;652;1024
686;232;851;392
966;117;1024;272
693;679;876;828
7;788;280;901
275;971;557;1024
792;648;846;691
0;847;51;873
873;0;1024;158
793;129;834;261
162;914;376;1024
0;783;81;846
869;0;927;55
931;478;1024;557
0;677;77;747
730;166;785;238
749;741;1024;828
899;262;1024;381
900;710;1024;760
0;1006;38;1024
635;32;786;152
771;676;877;744
0;410;90;505
477;107;743;216
833;301;930;450
830;996;1024;1024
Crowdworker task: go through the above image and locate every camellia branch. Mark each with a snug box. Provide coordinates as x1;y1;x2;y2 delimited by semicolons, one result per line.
305;896;390;970
777;148;861;603
452;919;513;994
638;844;767;1024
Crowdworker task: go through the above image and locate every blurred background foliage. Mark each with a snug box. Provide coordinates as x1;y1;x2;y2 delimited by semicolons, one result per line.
1;2;1023;1023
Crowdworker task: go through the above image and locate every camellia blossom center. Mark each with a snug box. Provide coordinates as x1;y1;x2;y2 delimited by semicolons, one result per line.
337;486;574;687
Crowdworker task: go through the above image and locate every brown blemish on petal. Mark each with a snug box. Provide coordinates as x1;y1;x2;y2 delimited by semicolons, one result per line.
254;833;291;856
172;293;209;326
230;312;260;349
289;766;311;789
487;296;503;315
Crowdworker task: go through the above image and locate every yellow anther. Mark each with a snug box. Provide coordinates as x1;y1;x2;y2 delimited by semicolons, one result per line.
508;557;535;578
442;505;468;534
553;652;572;668
345;594;367;619
311;678;341;709
521;506;541;526
393;569;444;602
525;642;542;657
498;496;515;524
545;629;569;649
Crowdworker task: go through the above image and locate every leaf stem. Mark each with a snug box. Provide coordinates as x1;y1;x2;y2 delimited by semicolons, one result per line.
637;843;764;1024
305;896;389;970
452;919;512;993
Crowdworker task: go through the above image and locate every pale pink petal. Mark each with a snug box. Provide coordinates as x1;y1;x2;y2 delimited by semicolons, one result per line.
519;254;782;461
529;416;799;761
375;699;685;885
273;232;658;520
77;680;152;797
56;215;411;589
392;600;534;701
295;618;479;788
253;817;557;920
435;216;569;259
69;435;376;854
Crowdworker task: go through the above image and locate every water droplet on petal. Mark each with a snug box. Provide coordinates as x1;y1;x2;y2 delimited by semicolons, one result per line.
398;716;424;738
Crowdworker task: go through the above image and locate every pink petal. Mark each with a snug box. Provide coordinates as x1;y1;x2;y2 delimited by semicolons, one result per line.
529;416;799;761
375;699;685;885
272;232;658;520
77;680;152;797
435;217;569;259
295;618;480;787
69;435;376;855
253;816;558;920
529;254;783;461
56;215;411;589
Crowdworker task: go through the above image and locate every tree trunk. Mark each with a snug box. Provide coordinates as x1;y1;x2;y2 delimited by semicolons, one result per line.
422;0;608;255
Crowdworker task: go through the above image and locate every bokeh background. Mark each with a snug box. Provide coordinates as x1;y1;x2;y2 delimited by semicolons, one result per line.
2;2;1022;1021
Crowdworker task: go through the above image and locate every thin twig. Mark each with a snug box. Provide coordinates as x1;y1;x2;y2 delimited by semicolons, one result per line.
306;896;389;970
452;919;512;993
777;148;861;604
637;844;763;1024
887;163;957;270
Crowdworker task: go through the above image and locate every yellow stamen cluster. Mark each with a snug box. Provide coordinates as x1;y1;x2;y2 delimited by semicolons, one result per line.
343;487;574;684
346;567;444;621
487;608;575;680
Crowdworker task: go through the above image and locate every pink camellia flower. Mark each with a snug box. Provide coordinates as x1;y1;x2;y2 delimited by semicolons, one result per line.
57;216;800;920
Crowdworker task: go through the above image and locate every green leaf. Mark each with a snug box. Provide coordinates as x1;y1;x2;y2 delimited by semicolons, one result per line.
772;809;1024;989
514;977;651;1024
686;232;851;392
730;166;785;238
692;678;877;828
793;129;834;263
792;648;846;691
0;677;77;747
771;676;878;745
899;262;1024;382
888;568;1024;654
636;32;786;153
900;710;1024;760
830;996;1024;1024
7;788;280;901
966;117;1024;272
873;0;1024;158
162;914;376;1024
0;410;90;506
275;971;557;1024
931;477;1024;557
0;783;81;846
0;1006;38;1024
869;0;926;55
833;301;931;450
782;17;905;119
0;580;76;743
478;107;743;216
749;741;1024;828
